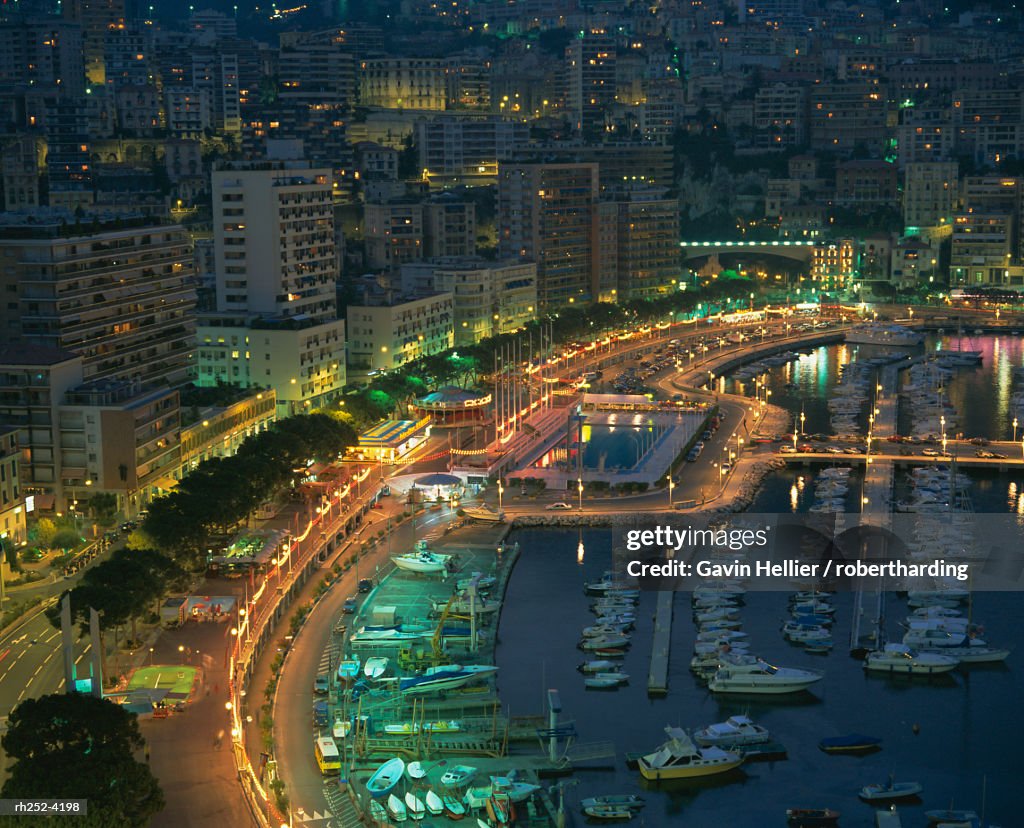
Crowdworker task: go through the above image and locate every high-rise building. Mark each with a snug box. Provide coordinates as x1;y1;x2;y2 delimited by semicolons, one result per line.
198;160;346;415
902;161;958;230
753;84;808;150
498;161;601;309
425;258;536;345
611;187;681;300
346;292;454;374
62;0;126;84
950;214;1012;287
0;212;197;388
359;58;447;111
565;31;617;134
415;114;527;188
424;195;476;259
0;344;182;518
0;20;86;96
809;81;888;153
277;29;357;110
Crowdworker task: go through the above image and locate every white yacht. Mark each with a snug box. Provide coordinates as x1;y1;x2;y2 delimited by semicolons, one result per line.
708;655;824;695
694;715;771;748
863;644;959;674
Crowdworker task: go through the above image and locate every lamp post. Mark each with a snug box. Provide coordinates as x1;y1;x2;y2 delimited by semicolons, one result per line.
799;408;805;441
667;475;675;507
1014;417;1019;443
497;480;504;513
577;478;584;511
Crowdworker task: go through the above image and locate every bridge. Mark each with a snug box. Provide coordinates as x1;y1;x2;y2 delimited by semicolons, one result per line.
680;239;815;263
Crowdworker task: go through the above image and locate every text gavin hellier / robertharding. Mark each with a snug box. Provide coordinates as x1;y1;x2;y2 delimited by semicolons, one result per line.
625;558;971;582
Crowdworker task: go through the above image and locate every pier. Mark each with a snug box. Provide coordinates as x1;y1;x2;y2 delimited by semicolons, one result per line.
647;590;675;696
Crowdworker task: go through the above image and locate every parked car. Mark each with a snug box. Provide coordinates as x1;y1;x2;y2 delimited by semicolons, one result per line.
357;578;374;594
343;597;358;614
780;445;797;454
314;673;330;695
546;502;573;510
921;448;942;457
969;437;990;446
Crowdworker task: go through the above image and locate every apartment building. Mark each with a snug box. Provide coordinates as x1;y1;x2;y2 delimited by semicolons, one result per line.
0;213;196;389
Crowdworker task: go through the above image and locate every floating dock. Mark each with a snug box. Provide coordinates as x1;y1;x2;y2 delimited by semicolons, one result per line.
647;590;674;695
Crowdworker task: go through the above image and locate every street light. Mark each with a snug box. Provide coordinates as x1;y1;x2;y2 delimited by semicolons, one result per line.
497;480;504;513
667;475;675;507
577;478;584;511
1014;417;1019;443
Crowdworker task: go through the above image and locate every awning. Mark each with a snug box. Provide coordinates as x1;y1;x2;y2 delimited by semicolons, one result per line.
31;493;56;511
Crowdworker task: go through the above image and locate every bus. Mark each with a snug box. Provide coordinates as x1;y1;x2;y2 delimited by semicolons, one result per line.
314;736;341;775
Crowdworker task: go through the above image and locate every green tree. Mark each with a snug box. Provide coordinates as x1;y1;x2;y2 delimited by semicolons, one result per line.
50;529;82;551
34;518;57;549
88;492;119;527
2;693;164;826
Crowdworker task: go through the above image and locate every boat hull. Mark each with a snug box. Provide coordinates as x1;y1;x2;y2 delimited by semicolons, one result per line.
638;756;743;780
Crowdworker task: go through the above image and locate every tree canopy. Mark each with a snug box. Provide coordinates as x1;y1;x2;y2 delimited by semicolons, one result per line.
2;693;164;827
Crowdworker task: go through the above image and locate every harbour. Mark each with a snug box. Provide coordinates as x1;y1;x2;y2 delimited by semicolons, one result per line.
312;331;1021;827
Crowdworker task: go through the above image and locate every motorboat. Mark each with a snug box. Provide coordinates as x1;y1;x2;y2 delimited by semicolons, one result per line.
405;791;426;821
580;795;644;810
708;656;824;695
363;657;389;680
433;594;501;615
367;757;405;797
490;776;540;803
369;800;388;823
338;656;361;683
350;628;428;644
902;628;973;648
440;765;477;786
399;664;498;694
858;778;923;801
583;804;636;820
579;635;631;651
694;607;740;623
920;646;1010;663
424;790;444;816
442;794;466;819
582;623;630;638
818;734;882;754
696;629;747;643
694;715;770;748
332;716;351;740
462;504;505;523
393;540;452;574
592;647;628;658
638;726;743;780
694;639;750;656
578;660;620;673
864;644;959;674
585;672;629;689
486;790;513;825
387;793;407;822
456;574;496;592
786;808;840;826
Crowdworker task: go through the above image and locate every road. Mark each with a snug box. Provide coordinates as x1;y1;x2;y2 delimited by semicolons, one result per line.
261;500;455;826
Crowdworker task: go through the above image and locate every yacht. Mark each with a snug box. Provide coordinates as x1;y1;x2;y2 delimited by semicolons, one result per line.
694;715;771;748
708;655;824;695
393;540;452;574
863;644;959;674
637;727;743;780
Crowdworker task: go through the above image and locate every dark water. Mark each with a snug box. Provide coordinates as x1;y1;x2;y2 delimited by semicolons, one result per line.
497;335;1024;827
497;526;1019;827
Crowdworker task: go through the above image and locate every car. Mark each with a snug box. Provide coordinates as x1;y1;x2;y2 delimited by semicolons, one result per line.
841;447;861;455
824;447;842;454
703;430;713;440
343;597;358;614
969;437;990;446
779;445;797;454
546;502;574;510
721;462;733;472
899;447;915;456
798;444;815;453
989;452;1007;459
921;448;941;457
313;674;330;695
357;578;374;594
